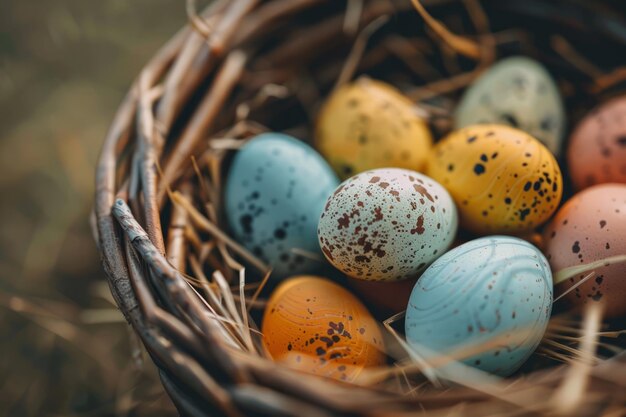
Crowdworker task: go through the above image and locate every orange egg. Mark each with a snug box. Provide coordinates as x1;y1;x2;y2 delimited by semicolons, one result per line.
262;276;385;381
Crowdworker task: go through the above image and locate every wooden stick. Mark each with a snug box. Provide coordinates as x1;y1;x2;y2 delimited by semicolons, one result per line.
158;51;247;204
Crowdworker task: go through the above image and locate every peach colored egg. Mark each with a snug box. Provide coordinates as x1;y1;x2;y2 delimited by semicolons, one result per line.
543;184;626;317
348;276;417;315
262;276;385;381
567;97;626;190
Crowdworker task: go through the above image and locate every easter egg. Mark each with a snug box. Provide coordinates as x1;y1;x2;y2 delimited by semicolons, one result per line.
348;277;417;315
225;133;339;278
455;56;566;155
262;276;385;381
543;184;626;317
318;168;458;281
426;125;562;234
315;77;432;179
405;236;553;377
567;96;626;190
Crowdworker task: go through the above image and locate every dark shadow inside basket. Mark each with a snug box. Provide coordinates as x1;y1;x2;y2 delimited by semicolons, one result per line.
96;0;626;416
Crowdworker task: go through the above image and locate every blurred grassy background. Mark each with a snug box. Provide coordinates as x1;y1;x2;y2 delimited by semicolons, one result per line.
0;1;186;415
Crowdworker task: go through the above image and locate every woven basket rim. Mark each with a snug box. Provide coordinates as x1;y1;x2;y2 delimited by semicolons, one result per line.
94;1;626;416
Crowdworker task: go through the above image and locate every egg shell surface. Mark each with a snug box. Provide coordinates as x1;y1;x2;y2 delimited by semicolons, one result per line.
543;183;626;317
225;133;339;278
427;124;562;234
315;78;432;179
348;276;417;315
318;168;458;281
455;56;566;155
567;96;626;190
405;236;553;377
262;276;385;381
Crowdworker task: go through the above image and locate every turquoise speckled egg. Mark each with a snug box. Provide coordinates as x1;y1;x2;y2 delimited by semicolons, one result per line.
455;56;566;156
405;236;553;377
225;133;340;278
318;168;458;282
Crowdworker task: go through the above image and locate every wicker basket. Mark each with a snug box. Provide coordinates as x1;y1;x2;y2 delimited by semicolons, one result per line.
94;1;626;416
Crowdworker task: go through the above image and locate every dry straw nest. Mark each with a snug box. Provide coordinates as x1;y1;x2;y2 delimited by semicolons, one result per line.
93;0;626;416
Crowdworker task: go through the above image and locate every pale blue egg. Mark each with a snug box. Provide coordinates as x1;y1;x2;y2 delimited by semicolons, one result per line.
405;236;553;377
455;56;566;156
225;133;340;278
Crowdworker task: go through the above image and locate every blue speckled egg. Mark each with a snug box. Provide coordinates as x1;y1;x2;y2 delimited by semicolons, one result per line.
225;133;340;278
318;168;458;282
455;56;566;156
405;236;553;377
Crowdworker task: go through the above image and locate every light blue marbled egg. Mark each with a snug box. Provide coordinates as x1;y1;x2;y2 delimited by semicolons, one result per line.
455;56;566;156
405;236;553;377
225;133;340;278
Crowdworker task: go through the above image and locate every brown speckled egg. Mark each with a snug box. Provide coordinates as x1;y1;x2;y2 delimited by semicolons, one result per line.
543;184;626;317
318;168;458;281
262;276;385;381
315;77;433;179
567;97;626;190
427;125;562;234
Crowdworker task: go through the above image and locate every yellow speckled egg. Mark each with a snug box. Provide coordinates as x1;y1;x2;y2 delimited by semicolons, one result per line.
427;125;562;234
262;276;385;381
315;77;433;179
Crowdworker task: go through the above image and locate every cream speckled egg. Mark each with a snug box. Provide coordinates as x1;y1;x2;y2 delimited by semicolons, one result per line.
455;56;566;155
318;168;458;281
315;78;433;179
427;125;562;234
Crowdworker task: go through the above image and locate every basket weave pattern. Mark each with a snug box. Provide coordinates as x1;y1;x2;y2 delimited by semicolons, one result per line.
94;1;626;415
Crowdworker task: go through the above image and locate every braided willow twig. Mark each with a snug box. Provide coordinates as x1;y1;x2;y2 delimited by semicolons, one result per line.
94;1;626;415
